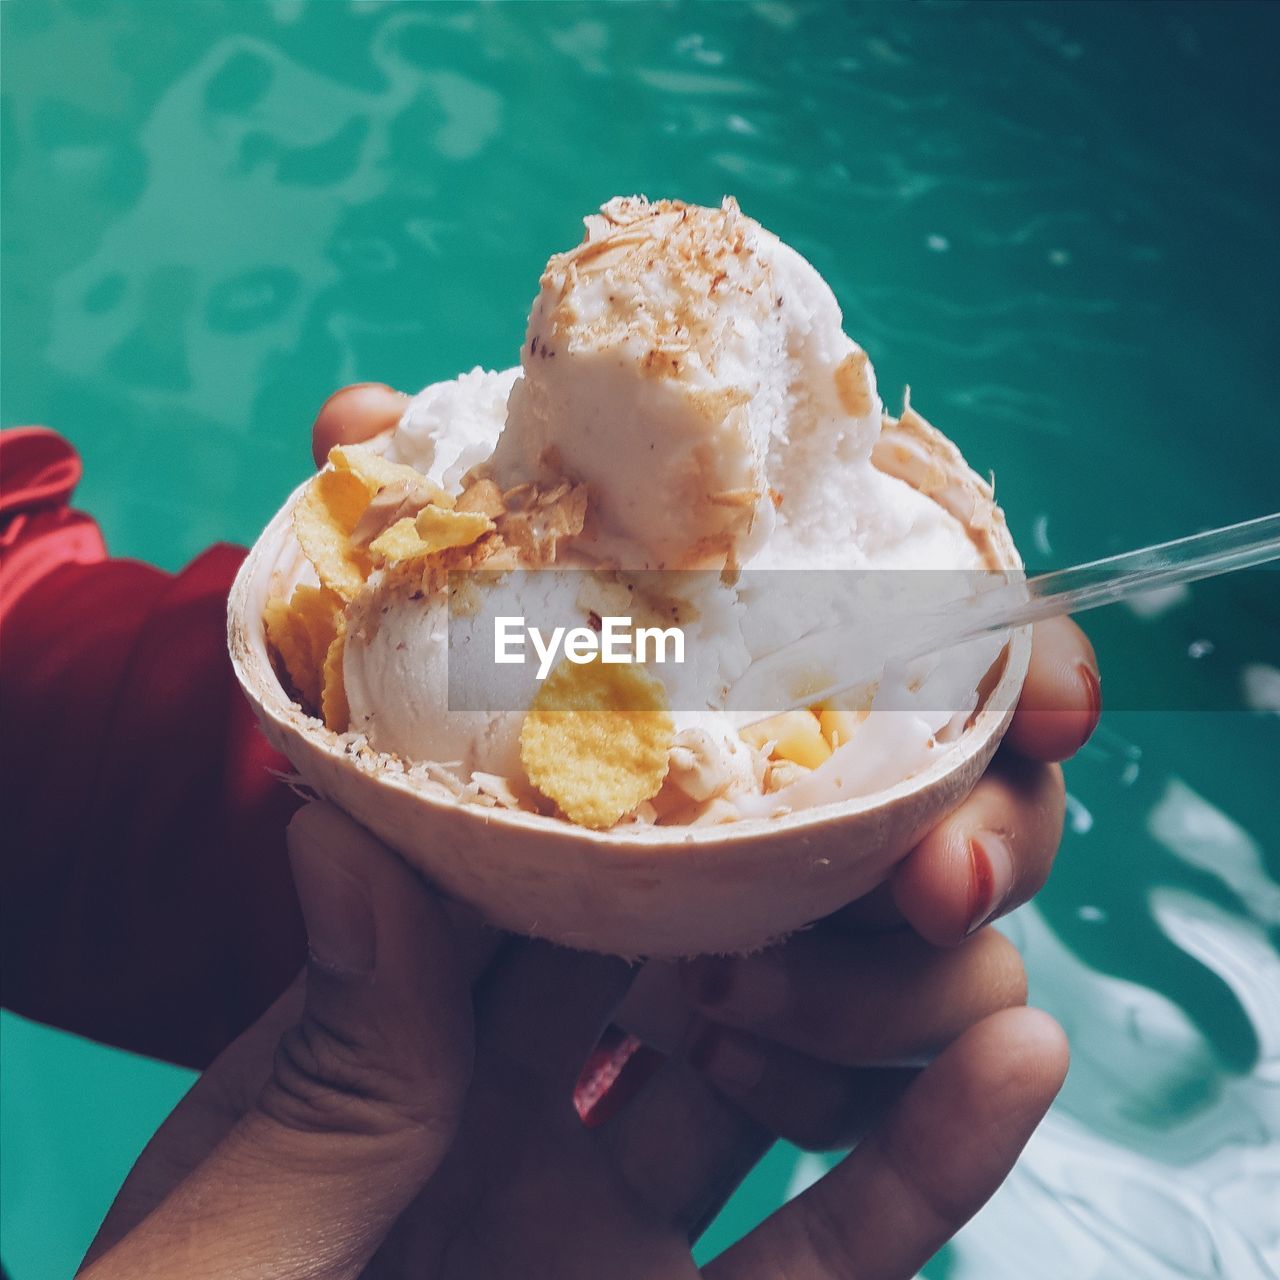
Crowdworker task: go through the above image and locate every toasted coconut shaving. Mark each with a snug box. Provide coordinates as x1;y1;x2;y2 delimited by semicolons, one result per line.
687;385;751;419
496;481;588;566
331;445;453;509
456;476;506;518
536;479;572;508
415;530;517;596
834;349;873;417
708;487;761;509
502;481;535;512
520;657;674;829
350;479;438;550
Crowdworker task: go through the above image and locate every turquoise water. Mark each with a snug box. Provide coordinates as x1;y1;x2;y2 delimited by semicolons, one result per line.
2;2;1278;1276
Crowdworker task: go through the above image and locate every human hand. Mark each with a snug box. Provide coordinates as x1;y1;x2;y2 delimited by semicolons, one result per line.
311;381;409;466
84;801;1065;1280
609;612;1095;1160
300;382;1093;1263
80;801;473;1279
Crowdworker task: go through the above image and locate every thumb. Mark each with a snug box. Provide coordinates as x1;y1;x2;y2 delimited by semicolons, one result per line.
259;799;473;1164
85;801;472;1280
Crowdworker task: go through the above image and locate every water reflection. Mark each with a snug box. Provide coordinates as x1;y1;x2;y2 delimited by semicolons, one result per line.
963;892;1280;1280
952;719;1280;1278
3;2;1277;1275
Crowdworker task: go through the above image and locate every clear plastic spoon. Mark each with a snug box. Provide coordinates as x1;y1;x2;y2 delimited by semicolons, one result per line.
725;512;1280;722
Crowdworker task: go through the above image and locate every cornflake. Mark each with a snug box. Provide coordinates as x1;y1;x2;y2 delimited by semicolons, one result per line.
321;628;349;733
520;657;674;829
293;445;450;599
330;445;453;509
294;469;375;600
263;584;345;721
368;506;496;567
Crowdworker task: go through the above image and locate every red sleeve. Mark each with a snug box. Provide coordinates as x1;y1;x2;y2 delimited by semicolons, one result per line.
1;428;305;1069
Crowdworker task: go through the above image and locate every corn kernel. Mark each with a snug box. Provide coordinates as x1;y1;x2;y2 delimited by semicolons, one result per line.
818;707;866;750
741;709;832;769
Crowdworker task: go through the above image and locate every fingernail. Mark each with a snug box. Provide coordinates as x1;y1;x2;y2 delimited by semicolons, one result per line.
966;832;1014;936
681;956;736;1007
289;839;376;976
1076;662;1102;750
686;1022;765;1095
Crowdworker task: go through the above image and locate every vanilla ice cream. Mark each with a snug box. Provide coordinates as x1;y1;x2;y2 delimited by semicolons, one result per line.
328;197;1006;826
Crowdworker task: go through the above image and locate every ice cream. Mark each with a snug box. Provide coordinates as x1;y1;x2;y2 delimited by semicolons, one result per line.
271;196;1007;830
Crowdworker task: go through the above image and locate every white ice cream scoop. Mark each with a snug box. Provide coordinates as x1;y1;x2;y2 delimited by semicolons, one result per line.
488;196;883;571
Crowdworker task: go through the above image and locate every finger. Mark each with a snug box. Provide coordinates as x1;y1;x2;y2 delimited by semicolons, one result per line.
683;1021;917;1152
680;926;1027;1066
441;896;508;984
603;1053;773;1238
86;890;505;1267
606;970;911;1227
1005;616;1101;761
823;882;908;932
614;960;699;1053
609;958;768;1234
891;753;1065;945
813;620;1095;941
475;940;636;1108
311;382;407;467
83;801;473;1280
705;1007;1069;1280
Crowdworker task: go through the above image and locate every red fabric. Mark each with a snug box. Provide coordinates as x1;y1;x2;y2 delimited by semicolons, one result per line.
1;428;305;1069
0;428;647;1118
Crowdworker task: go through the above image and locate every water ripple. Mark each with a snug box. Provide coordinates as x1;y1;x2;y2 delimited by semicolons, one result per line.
4;4;1278;1275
